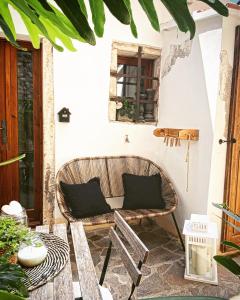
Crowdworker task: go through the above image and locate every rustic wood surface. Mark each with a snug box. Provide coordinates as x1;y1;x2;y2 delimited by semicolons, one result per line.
70;222;103;300
29;222;101;299
29;225;53;300
109;227;142;286
115;211;149;263
53;223;74;300
222;25;240;250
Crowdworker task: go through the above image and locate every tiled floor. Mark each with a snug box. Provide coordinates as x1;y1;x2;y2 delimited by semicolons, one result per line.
70;220;240;300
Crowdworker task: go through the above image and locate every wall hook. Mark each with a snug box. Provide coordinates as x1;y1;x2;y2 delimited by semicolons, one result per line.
125;135;130;143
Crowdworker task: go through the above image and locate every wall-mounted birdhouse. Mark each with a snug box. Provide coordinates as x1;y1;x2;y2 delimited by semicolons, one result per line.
58;107;71;122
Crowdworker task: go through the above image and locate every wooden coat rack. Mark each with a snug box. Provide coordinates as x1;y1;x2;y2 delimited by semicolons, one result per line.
153;128;199;146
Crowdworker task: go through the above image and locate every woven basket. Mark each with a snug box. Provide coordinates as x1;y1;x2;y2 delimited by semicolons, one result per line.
0;249;17;264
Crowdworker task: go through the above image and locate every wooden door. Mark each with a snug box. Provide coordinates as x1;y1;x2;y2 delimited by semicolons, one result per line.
0;40;43;225
222;26;240;248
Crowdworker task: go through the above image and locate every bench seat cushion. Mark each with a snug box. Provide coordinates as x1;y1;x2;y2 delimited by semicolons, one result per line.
67;207;176;226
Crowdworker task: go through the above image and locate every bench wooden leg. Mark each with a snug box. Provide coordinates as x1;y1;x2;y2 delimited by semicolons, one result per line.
99;241;112;285
171;213;185;252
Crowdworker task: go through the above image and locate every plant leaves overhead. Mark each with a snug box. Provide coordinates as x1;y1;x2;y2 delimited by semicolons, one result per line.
103;0;131;25
89;0;105;37
200;0;229;17
54;0;96;45
123;0;137;38
161;0;196;39
138;0;160;31
0;0;229;51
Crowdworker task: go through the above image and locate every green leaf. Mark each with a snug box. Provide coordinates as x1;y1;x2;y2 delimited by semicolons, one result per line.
223;218;240;232
222;241;240;251
49;4;86;42
0;154;25;167
78;0;88;19
138;0;159;31
103;0;131;25
0;290;25;300
200;0;229;17
40;17;77;51
27;0;81;40
89;0;105;37
9;0;64;51
214;255;240;276
38;0;55;12
18;12;41;49
123;0;137;38
0;15;21;49
0;0;16;39
212;203;240;222
53;0;96;45
161;0;195;39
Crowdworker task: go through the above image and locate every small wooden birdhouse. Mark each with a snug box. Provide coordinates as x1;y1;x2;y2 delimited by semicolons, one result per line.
58;107;71;122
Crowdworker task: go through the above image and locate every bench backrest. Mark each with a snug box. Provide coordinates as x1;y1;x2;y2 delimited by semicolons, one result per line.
56;156;178;219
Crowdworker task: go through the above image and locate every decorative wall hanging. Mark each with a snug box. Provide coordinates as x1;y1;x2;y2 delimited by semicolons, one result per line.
153;128;199;192
58;107;71;122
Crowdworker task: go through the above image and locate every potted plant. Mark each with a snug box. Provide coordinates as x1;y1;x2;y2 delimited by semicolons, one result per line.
0;256;28;300
117;99;136;121
0;216;30;262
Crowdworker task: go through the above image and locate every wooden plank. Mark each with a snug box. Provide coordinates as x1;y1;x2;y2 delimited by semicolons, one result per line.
53;223;74;300
29;225;53;300
114;211;149;263
222;25;240;250
70;222;102;300
109;227;141;286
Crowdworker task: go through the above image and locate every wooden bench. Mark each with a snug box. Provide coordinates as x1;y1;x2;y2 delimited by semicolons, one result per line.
56;156;184;250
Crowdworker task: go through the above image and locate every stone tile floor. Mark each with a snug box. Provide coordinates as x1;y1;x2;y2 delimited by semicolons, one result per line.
69;220;240;300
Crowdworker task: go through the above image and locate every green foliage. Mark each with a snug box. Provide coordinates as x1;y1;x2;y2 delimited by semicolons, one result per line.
0;154;25;167
118;99;136;119
0;257;29;298
0;290;26;300
0;0;229;51
0;217;30;257
213;203;240;278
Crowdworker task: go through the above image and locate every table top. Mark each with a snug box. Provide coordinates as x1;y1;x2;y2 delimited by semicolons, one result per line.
28;222;103;300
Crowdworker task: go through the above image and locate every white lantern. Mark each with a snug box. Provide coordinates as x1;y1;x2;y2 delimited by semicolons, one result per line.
183;214;218;285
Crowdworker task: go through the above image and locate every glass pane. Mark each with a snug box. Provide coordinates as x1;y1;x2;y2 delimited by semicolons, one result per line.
117;63;147;99
17;51;34;209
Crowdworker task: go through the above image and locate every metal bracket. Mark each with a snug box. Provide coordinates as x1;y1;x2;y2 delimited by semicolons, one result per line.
219;138;236;145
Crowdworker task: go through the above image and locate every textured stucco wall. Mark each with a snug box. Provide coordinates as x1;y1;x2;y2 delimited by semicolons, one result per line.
207;11;240;241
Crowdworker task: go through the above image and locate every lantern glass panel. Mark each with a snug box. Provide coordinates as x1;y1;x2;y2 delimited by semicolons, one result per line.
188;243;213;278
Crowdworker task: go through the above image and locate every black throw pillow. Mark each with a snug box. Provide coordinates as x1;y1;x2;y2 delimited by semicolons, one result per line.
122;173;165;209
60;177;112;218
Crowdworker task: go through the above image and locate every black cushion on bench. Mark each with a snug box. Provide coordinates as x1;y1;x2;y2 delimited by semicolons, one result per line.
122;173;165;209
60;177;112;218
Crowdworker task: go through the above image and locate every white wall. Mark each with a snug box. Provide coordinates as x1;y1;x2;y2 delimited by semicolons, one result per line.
152;16;222;231
54;8;223;228
207;10;240;239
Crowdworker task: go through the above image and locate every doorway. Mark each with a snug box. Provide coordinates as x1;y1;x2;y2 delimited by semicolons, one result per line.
0;39;43;225
222;26;240;248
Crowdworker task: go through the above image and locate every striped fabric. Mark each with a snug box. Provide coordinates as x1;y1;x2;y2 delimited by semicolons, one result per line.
56;156;179;226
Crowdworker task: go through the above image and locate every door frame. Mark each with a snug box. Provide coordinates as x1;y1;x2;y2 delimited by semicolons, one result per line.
0;39;43;224
0;37;55;226
222;25;240;249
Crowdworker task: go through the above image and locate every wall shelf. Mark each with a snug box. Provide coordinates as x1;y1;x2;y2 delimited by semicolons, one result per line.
153;128;199;142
